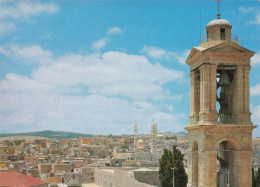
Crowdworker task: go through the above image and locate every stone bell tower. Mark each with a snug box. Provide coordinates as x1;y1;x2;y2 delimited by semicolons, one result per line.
185;15;256;187
150;121;157;153
134;123;138;148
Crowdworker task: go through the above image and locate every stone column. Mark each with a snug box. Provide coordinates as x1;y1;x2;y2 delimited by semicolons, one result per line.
206;151;217;186
189;70;200;125
191;150;199;186
199;150;217;187
237;151;252;187
199;64;217;125
189;71;196;125
235;65;252;125
243;66;252;124
209;65;217;114
187;152;192;185
198;150;205;186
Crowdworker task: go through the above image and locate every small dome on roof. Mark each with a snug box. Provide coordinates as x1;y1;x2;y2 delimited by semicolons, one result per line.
207;19;231;27
138;139;143;143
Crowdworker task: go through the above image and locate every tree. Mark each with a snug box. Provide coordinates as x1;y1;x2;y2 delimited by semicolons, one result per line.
14;140;24;146
256;168;260;187
3;140;13;147
252;167;256;187
159;145;188;187
165;136;177;140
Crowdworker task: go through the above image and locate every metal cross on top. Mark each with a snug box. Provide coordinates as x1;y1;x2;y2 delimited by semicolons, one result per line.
214;0;223;19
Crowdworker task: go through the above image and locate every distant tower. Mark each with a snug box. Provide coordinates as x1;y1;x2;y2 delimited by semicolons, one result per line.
136;139;145;152
150;121;157;153
134;124;138;148
185;8;256;187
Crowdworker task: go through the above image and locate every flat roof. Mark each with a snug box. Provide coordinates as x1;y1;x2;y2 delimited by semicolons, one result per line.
100;169;114;173
82;183;99;187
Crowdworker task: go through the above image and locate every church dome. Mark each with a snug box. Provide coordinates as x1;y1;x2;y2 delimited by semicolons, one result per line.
202;18;233;46
207;19;231;27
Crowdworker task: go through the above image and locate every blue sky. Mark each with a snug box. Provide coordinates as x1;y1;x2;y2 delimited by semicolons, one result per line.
0;0;260;136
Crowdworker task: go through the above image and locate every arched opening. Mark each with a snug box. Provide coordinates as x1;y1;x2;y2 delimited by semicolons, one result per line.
220;28;225;40
217;140;238;187
192;141;199;187
216;66;236;124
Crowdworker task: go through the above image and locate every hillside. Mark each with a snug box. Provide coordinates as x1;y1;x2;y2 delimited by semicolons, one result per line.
0;130;93;139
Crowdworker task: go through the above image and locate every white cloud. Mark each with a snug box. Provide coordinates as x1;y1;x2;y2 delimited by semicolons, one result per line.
0;1;58;37
92;38;108;50
252;51;260;65
169;50;190;65
107;27;122;35
247;13;260;25
142;45;166;59
251;85;260;96
0;22;16;36
151;112;185;132
1;45;54;64
163;104;174;112
0;85;185;134
238;6;260;25
238;7;255;14
0;73;53;93
0;0;58;20
0;45;9;56
132;102;156;113
141;45;190;65
0;0;7;4
32;51;184;100
0;46;186;133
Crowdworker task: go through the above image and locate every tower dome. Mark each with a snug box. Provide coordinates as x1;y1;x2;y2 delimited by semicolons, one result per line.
206;19;231;27
201;18;233;48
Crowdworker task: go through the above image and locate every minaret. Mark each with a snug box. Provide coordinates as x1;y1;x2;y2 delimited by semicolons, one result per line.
150;120;157;153
134;124;138;148
185;12;256;187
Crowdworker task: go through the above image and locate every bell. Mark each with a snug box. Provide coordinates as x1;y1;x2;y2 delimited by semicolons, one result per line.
218;73;230;86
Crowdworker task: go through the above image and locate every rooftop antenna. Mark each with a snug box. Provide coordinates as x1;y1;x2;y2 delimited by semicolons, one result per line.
236;8;238;36
214;0;223;19
200;10;202;44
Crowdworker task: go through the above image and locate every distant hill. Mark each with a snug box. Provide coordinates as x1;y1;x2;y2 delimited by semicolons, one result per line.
0;130;93;140
176;131;188;136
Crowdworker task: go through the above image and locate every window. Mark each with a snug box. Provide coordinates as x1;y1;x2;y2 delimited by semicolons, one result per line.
220;28;225;40
207;31;209;42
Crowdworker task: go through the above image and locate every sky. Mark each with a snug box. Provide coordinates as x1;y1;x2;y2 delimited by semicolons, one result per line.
0;0;260;136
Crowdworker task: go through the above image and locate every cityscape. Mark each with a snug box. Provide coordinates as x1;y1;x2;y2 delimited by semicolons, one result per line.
0;0;260;187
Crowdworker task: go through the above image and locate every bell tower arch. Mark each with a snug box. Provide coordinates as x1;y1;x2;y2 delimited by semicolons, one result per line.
186;16;256;187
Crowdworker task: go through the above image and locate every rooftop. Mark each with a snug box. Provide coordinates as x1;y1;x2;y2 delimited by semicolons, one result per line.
0;171;47;187
133;168;154;172
100;169;114;173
